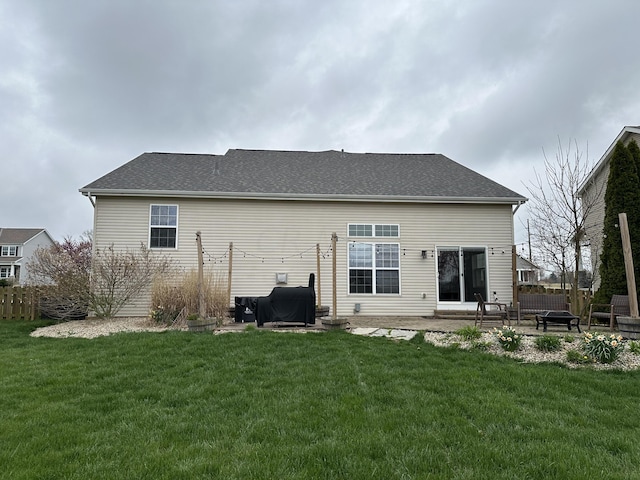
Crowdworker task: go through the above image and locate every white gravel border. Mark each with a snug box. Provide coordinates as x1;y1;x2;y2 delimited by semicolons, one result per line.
30;318;640;370
424;331;640;370
29;317;177;339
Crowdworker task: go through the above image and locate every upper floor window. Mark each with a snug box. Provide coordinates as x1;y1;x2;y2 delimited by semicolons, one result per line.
1;246;18;256
348;224;399;238
149;205;178;249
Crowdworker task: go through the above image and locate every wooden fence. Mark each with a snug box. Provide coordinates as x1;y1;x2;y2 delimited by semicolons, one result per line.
0;286;38;320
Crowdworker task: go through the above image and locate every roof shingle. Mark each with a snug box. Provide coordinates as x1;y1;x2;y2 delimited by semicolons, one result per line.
80;149;526;203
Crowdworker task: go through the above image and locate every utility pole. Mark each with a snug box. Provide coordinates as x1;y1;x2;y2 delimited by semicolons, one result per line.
527;219;532;261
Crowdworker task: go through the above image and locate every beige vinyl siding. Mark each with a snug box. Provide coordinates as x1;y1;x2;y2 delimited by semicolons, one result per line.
93;196;516;317
581;132;640;291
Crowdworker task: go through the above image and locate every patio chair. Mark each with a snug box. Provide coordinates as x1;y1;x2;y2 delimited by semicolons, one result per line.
587;294;630;331
474;293;511;327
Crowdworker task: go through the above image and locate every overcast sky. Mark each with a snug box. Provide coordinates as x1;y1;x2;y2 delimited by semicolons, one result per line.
3;0;639;253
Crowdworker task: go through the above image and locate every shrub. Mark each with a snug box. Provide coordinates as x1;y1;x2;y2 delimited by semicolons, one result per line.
494;326;523;352
151;268;228;324
27;236;92;320
582;332;624;364
534;335;562;352
454;325;482;341
629;341;640;355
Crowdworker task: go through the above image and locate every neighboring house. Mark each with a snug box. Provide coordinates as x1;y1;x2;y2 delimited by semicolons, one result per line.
0;228;56;285
515;255;540;285
80;149;527;318
578;126;640;292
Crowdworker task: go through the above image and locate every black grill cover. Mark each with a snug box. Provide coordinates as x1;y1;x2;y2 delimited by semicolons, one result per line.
255;274;316;326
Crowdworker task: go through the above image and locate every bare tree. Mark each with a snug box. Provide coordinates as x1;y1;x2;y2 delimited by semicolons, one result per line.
524;138;604;312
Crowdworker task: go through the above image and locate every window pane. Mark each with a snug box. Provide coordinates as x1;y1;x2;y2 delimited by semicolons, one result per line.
375;244;399;268
376;270;399;294
349;224;372;237
349;269;372;293
151;205;177;226
150;227;176;248
375;224;399;237
349;243;372;267
438;248;460;301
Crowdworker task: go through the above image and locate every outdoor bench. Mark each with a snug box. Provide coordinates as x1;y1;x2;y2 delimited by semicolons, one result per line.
517;293;571;324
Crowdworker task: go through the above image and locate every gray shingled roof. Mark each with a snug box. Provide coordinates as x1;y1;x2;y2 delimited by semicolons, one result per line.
0;228;47;244
80;149;526;203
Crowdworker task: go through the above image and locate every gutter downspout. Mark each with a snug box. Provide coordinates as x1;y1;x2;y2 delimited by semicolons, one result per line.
83;191;96;208
512;200;525;215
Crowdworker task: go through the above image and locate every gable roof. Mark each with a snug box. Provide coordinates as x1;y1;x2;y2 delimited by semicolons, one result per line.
578;125;640;195
516;254;540;270
80;149;526;205
0;228;50;245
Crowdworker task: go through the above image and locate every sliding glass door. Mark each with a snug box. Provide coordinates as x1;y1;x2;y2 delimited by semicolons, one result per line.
437;247;487;303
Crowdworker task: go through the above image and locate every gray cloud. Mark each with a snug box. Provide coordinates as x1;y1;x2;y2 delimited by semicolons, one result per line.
2;0;640;243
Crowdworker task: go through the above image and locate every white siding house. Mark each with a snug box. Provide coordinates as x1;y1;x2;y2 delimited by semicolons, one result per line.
0;228;56;284
579;126;640;292
80;149;527;319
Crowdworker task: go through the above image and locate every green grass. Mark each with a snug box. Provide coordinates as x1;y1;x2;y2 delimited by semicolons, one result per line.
2;320;640;479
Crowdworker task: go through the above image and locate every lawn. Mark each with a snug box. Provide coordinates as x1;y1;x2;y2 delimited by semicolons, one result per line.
2;320;640;479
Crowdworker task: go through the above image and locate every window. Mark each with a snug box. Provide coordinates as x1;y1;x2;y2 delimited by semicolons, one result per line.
348;242;400;294
1;246;18;256
348;223;399;238
375;224;399;237
150;205;178;248
0;266;11;278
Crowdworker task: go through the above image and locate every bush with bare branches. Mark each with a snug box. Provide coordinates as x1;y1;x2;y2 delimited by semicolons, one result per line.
150;268;229;324
26;236;92;320
28;237;173;320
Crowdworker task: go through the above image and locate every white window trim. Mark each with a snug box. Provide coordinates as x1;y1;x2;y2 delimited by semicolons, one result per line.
347;223;400;238
149;204;179;249
0;265;13;278
1;246;18;256
435;245;489;307
347;241;401;295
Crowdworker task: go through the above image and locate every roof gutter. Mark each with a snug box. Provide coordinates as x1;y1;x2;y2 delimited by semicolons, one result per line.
78;188;528;206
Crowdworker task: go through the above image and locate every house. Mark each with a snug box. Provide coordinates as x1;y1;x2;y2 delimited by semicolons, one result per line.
578;126;640;291
0;228;56;285
516;255;541;285
79;149;527;318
